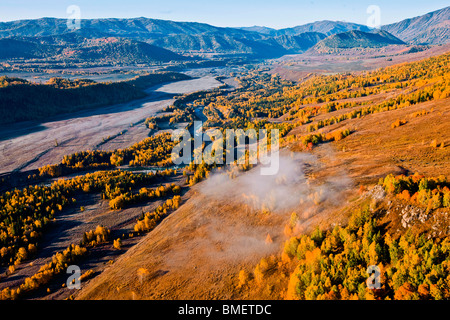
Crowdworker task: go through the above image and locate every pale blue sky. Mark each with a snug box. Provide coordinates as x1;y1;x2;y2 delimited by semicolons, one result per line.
0;0;448;28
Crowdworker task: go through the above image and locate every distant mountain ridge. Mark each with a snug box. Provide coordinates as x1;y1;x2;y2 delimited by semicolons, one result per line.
281;20;371;37
147;31;327;56
238;21;372;36
382;6;450;44
0;6;447;60
0;18;328;58
240;7;450;45
0;17;250;39
272;32;327;52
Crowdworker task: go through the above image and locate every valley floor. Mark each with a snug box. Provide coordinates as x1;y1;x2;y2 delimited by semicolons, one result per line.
0;76;221;174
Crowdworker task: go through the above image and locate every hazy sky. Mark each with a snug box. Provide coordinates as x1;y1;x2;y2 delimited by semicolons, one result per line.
0;0;448;28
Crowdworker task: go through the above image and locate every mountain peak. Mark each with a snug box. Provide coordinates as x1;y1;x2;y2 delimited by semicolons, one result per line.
381;6;450;44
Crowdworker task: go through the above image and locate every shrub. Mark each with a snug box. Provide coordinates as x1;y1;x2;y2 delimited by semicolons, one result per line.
113;238;122;250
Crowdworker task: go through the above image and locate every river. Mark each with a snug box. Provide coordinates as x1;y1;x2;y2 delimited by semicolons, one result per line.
0;75;222;174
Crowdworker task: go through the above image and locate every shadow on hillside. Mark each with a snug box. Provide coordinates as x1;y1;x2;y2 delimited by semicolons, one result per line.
0;90;174;141
0;123;47;141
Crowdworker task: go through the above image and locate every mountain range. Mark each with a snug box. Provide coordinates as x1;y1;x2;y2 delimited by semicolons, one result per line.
0;6;448;62
0;36;189;63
